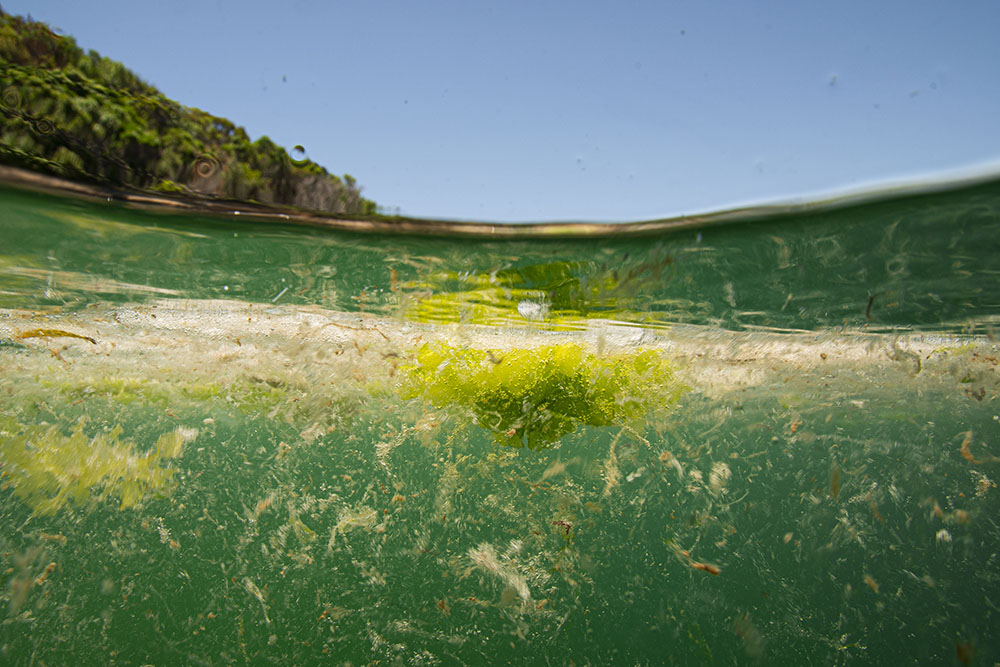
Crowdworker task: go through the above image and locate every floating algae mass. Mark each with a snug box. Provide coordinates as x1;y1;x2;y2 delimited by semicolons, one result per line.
51;375;180;406
50;373;329;422
401;342;686;448
0;418;195;515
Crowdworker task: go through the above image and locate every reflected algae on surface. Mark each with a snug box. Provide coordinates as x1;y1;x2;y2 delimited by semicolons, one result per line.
401;255;675;327
401;342;686;449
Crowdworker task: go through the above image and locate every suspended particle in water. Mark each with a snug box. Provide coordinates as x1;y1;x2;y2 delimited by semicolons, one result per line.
18;328;97;344
500;586;519;606
958;431;999;464
34;562;57;587
38;533;65;547
690;561;721;575
468;543;502;575
468;543;531;602
541;459;569;481
244;577;271;624
724;282;737;307
973;472;996;498
709;462;731;495
733;612;765;657
935;529;952;544
863;575;879;594
960;431;977;463
956;640;975;665
626;467;645;482
660;450;684;479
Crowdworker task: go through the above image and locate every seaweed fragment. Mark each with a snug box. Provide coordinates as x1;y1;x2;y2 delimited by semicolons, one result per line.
400;342;685;449
0;418;195;515
17;328;97;344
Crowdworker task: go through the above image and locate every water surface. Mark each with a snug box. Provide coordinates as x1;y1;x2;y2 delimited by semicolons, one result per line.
1;178;999;665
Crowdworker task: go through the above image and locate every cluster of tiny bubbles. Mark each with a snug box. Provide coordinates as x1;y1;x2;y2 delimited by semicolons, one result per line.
1;86;21;109
193;155;218;179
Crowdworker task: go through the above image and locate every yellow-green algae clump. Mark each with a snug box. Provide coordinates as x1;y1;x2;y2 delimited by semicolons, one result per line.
401;342;685;449
0;418;195;515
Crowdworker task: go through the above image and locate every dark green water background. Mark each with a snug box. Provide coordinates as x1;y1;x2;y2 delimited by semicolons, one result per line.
1;180;1000;665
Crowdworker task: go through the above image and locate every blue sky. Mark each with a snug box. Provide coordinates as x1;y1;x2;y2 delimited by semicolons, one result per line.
7;1;1000;222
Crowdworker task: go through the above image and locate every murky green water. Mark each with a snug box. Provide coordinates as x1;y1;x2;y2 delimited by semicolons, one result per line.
1;180;999;665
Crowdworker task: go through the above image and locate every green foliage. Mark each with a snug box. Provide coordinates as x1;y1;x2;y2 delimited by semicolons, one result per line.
0;13;81;71
152;178;185;194
401;342;686;449
0;9;376;215
0;417;195;515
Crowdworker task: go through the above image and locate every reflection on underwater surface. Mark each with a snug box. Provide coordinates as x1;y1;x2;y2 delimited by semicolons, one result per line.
1;179;999;664
4;169;1000;333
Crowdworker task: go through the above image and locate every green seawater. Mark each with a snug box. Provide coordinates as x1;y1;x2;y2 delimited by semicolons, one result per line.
1;180;999;665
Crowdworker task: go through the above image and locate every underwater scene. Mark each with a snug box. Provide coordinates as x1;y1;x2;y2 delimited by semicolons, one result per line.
1;177;999;665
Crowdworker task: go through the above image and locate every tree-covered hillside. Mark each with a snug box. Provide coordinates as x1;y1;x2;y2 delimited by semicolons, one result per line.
0;8;376;215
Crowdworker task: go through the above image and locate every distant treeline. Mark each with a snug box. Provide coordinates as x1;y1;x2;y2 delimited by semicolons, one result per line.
0;8;376;215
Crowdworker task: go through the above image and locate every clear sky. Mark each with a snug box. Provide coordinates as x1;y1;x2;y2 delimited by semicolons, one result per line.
6;0;1000;222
